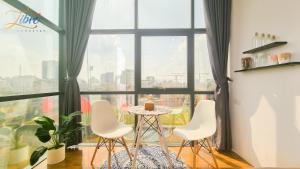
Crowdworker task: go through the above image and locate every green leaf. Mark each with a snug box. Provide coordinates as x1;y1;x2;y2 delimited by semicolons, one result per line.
35;127;51;143
61;111;82;122
30;146;47;166
33;116;56;131
68;111;82;118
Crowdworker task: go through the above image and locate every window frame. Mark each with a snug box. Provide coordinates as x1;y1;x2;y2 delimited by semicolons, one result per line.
0;1;63;164
82;0;214;119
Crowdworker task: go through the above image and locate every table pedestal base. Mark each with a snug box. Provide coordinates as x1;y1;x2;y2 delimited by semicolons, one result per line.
132;115;173;169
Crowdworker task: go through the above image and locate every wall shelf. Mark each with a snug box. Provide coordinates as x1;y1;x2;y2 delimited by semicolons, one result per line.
234;62;300;72
243;41;287;54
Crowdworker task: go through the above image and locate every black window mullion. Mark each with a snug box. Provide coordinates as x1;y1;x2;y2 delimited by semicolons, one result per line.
188;32;195;117
135;0;138;29
0;92;60;102
135;33;142;94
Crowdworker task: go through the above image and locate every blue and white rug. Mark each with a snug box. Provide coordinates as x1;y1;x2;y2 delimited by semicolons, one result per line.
101;146;186;169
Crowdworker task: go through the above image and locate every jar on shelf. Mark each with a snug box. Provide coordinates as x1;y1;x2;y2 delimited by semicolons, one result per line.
252;54;259;67
266;34;272;44
241;56;253;69
268;54;279;65
256;33;262;47
261;33;266;46
253;32;259;48
271;35;276;42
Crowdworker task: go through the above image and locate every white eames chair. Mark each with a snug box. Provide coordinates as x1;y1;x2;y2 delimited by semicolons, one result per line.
174;100;219;169
90;100;133;168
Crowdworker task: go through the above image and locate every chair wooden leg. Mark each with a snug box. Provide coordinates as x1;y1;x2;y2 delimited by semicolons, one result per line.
132;115;144;169
108;139;112;169
193;140;199;169
205;138;219;169
176;140;185;160
91;137;102;165
111;139;116;153
121;137;132;161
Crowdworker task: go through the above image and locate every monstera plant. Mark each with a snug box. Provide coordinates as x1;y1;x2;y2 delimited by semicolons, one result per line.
30;111;82;165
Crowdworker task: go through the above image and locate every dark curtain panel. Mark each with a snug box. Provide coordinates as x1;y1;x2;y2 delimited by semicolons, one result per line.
203;0;232;151
63;0;96;146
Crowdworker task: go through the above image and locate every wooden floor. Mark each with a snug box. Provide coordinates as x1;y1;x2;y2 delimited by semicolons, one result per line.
35;146;252;169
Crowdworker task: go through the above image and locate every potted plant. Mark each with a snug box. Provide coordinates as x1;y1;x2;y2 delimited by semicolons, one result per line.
8;125;39;165
3;114;34;166
30;111;82;165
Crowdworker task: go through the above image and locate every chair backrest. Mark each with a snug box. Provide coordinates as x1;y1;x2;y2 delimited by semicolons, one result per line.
91;100;119;134
189;100;216;135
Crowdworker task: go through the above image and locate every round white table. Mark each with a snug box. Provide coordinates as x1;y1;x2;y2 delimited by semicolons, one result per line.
128;106;174;169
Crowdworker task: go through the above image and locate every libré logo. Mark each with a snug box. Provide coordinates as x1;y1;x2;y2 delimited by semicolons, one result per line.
3;9;41;30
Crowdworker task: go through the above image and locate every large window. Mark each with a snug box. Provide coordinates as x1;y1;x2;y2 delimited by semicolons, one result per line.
0;1;60;168
79;0;214;144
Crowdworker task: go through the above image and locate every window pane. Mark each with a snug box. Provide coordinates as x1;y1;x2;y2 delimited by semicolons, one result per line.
141;36;187;88
0;2;59;96
92;0;134;29
138;94;191;144
0;96;58;168
79;35;134;91
195;94;215;105
194;34;215;91
194;0;205;28
138;0;191;28
80;95;135;143
18;0;59;25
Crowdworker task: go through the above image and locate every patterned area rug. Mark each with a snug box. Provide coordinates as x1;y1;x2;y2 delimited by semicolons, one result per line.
101;146;186;169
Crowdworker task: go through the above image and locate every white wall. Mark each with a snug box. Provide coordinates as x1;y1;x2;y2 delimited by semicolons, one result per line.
230;0;300;167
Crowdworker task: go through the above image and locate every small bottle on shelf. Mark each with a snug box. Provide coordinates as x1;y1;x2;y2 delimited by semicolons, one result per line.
261;33;266;46
271;35;276;42
252;54;258;67
256;33;262;47
266;34;271;44
253;32;259;48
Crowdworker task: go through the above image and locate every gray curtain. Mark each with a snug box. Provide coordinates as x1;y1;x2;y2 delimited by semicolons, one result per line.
63;0;96;146
203;0;232;151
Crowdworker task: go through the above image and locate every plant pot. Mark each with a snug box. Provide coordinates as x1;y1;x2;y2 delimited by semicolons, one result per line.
8;145;29;165
0;136;10;168
47;144;65;164
278;52;291;64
